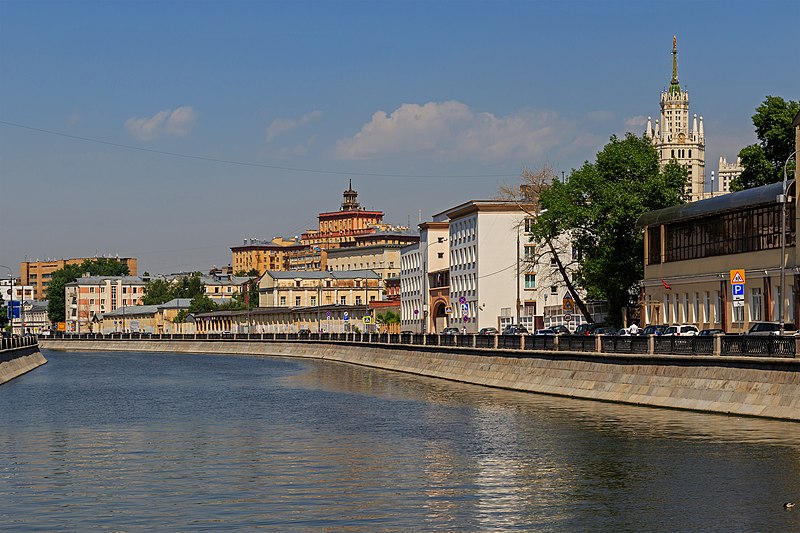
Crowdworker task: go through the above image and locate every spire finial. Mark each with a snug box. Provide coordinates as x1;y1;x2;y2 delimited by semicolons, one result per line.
669;35;680;94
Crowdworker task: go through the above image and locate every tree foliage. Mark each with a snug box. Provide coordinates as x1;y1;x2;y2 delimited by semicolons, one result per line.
528;134;686;325
732;95;799;191
46;258;131;323
142;274;205;305
376;310;401;325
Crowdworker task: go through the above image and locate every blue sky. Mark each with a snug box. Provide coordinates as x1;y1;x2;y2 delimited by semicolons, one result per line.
1;0;797;276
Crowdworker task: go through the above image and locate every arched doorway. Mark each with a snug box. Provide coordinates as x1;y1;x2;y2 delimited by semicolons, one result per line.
431;299;449;333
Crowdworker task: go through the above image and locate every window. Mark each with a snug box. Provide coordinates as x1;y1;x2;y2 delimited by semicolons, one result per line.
524;217;535;233
279;296;286;306
750;288;762;321
550;286;557;295
438;252;444;259
524;274;536;289
647;226;661;265
355;296;362;305
714;291;722;324
704;291;711;323
295;296;301;306
370;295;376;302
549;256;557;266
310;296;317;306
340;296;347;305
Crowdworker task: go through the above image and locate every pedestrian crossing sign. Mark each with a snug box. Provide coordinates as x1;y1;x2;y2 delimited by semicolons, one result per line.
730;269;745;284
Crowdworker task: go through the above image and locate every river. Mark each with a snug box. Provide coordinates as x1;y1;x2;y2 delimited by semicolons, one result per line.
1;350;799;531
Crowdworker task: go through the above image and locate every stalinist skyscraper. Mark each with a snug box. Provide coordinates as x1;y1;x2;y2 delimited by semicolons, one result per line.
645;37;707;202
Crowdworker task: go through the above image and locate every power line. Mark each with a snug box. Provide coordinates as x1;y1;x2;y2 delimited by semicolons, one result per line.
0;120;521;179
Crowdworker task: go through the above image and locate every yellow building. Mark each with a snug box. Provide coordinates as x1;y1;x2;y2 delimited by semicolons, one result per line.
258;270;383;308
230;239;305;275
95;298;192;334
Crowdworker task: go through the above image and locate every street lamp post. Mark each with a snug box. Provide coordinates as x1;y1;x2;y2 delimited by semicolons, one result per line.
779;149;798;335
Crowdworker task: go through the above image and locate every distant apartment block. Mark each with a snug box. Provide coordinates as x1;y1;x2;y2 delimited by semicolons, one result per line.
64;275;145;332
258;270;382;308
230;238;306;275
20;256;137;301
327;231;419;281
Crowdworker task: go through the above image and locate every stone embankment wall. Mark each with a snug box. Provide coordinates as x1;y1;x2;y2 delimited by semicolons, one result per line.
40;339;800;421
1;341;47;385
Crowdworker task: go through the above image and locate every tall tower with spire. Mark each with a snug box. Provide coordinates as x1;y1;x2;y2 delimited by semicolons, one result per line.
645;36;707;202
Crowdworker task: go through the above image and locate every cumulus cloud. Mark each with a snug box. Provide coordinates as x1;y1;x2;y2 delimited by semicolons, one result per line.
334;101;568;162
624;115;648;129
266;110;323;143
125;106;196;141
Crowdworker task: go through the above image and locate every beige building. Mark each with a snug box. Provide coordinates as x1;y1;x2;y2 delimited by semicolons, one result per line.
327;231;419;281
201;274;254;301
194;304;371;334
21;256;137;301
94;298;192;334
645;37;706;202
64;275;145;332
716;156;743;194
638;110;800;332
258;270;382;308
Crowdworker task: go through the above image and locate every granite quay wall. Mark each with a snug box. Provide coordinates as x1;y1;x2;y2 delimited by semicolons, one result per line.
41;338;800;421
0;337;47;385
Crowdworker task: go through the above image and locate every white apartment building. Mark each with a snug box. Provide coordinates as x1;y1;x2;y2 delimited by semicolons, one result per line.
1;279;35;304
64;275;145;332
400;221;449;333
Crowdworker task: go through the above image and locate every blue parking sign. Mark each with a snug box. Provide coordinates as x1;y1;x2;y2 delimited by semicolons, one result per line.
732;283;744;296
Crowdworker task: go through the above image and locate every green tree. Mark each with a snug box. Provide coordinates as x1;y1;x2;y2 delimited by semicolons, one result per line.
175;294;218;323
732;96;799;191
529;134;686;325
376;310;401;325
141;278;174;305
47;259;130;322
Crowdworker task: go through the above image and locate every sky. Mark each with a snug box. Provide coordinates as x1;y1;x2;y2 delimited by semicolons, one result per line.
1;0;797;277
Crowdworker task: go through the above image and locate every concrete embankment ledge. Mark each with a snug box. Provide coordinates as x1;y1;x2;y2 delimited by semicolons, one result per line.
41;339;800;421
1;343;47;385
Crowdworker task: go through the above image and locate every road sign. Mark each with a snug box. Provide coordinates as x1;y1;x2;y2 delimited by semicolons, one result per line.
732;300;745;308
343;312;349;321
461;303;469;312
6;300;20;319
326;311;331;317
363;316;372;324
730;269;746;284
732;284;745;297
459;296;466;304
445;305;453;314
564;313;573;322
414;309;419;315
463;315;469;322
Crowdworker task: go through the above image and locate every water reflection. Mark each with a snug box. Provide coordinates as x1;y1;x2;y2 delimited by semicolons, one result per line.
0;350;797;532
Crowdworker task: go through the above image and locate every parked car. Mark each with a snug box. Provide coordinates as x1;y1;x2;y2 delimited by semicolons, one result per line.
534;328;555;336
549;325;571;335
502;324;529;335
698;328;725;336
574;323;605;335
478;327;499;335
297;328;312;335
662;324;700;336
440;327;461;335
746;322;797;336
642;324;669;336
400;330;413;335
594;326;618;336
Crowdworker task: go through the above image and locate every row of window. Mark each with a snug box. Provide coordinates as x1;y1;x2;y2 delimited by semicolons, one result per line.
643;288;794;324
647;203;795;264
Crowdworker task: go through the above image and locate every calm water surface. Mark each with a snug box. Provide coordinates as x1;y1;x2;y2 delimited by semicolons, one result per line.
1;350;800;531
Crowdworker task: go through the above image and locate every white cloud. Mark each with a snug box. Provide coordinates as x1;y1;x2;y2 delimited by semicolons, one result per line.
334;101;568;162
624;115;648;129
125;106;196;141
266;110;323;143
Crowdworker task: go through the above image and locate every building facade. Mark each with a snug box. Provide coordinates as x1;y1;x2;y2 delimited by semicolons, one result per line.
400;221;450;333
300;182;386;249
230;238;306;275
64;275;146;332
717;156;743;195
326;231;419;281
645;37;706;202
258;270;383;309
20;256;137;301
94;298;191;334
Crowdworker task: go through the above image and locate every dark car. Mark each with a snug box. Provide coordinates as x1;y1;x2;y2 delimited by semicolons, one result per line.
698;328;725;336
642;324;669;336
502;324;529;335
478;327;499;335
441;327;461;335
594;326;618;336
534;328;556;336
747;322;797;336
574;323;605;335
549;325;571;335
297;328;312;335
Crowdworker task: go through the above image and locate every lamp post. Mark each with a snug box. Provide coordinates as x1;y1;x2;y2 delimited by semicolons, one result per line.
0;265;12;334
779;149;798;335
421;236;447;334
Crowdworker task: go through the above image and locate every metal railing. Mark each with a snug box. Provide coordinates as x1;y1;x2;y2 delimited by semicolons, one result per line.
1;334;39;352
43;332;798;358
